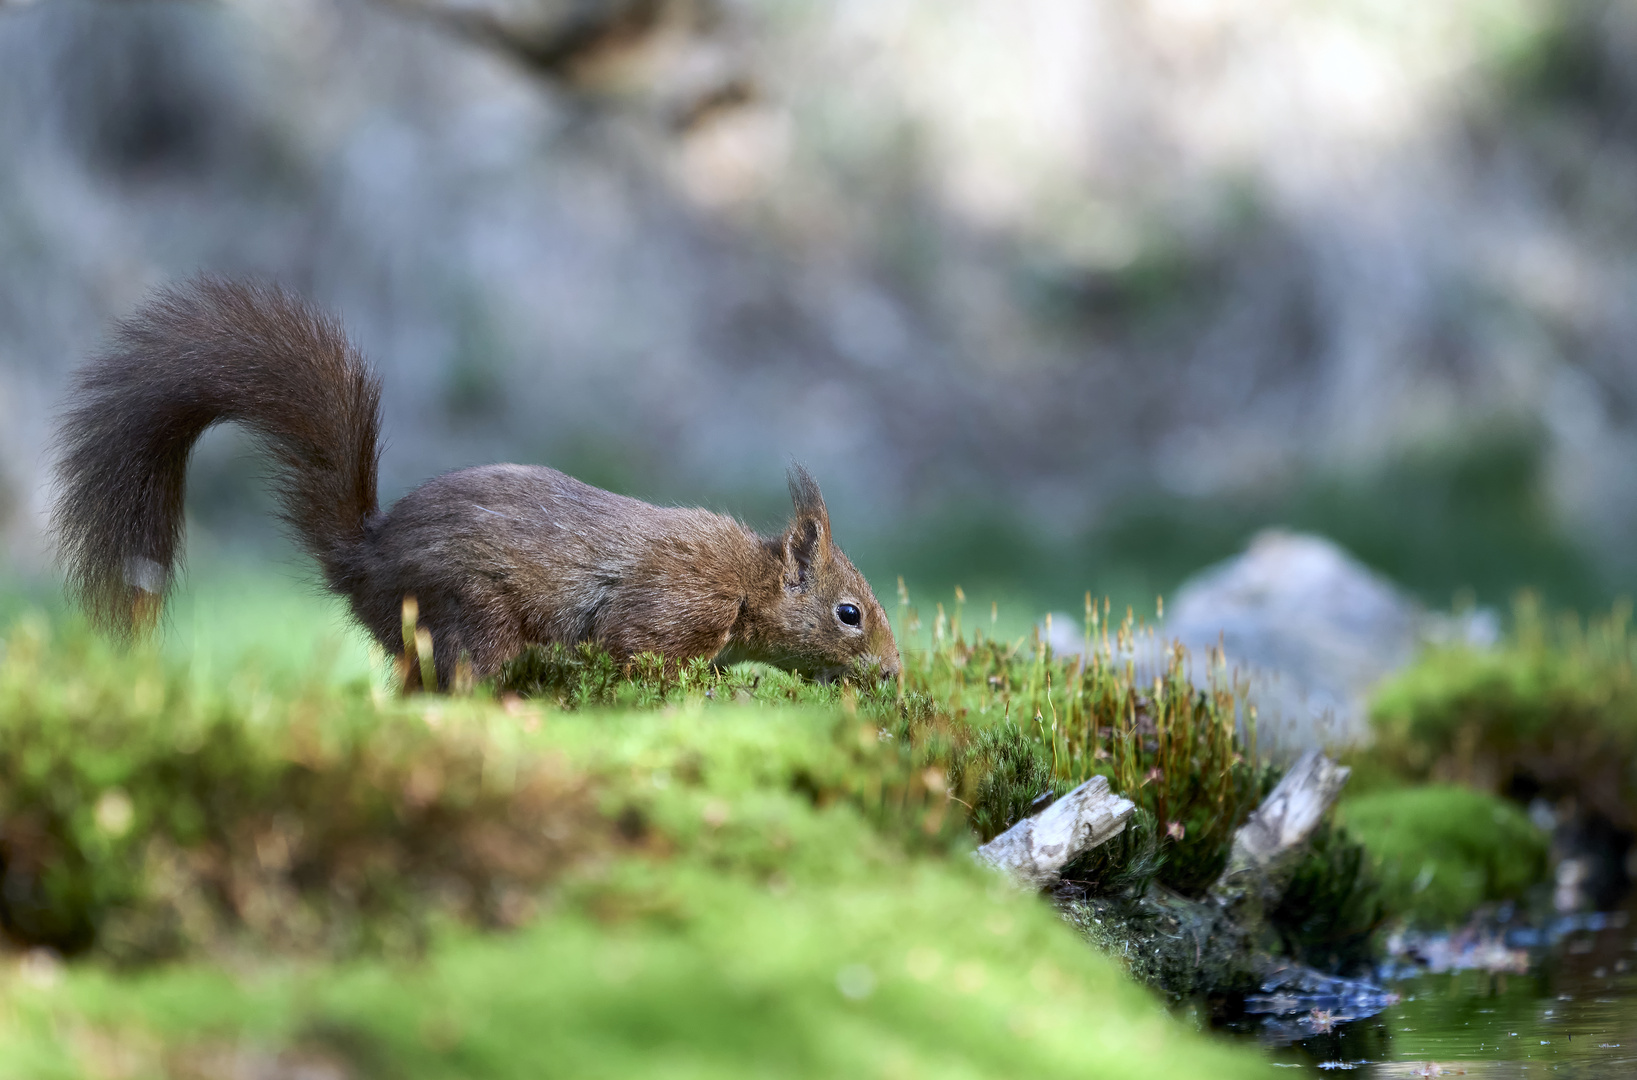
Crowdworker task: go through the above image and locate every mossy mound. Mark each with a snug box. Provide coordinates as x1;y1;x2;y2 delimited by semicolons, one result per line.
1337;786;1548;926
0;614;1275;1079
1368;598;1637;827
0;619;603;962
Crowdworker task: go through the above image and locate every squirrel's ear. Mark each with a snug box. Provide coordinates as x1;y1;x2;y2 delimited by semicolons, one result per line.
781;465;831;589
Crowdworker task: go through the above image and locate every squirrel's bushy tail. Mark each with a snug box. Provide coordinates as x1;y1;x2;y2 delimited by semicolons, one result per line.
52;278;382;637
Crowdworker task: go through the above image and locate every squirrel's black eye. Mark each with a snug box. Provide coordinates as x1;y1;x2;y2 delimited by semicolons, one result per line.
836;603;862;627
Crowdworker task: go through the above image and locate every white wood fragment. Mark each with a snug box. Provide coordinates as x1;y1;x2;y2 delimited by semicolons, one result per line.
974;775;1136;889
1211;749;1350;915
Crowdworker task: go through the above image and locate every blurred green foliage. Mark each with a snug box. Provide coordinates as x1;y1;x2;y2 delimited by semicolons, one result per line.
884;426;1604;619
1497;0;1632;124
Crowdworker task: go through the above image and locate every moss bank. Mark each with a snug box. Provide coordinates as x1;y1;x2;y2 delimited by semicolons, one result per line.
0;611;1275;1078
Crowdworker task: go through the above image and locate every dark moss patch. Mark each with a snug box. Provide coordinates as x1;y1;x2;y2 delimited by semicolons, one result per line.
945;720;1055;843
1059;807;1167;901
1268;820;1387;973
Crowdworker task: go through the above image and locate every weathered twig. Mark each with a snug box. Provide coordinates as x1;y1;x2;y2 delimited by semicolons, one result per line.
1209;750;1350;925
975;775;1135;889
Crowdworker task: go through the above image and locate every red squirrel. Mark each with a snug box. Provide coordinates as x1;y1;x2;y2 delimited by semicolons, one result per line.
52;278;901;688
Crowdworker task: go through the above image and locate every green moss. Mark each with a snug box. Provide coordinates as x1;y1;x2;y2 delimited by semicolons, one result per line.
0;612;1273;1079
1337;786;1548;927
876;615;1273;899
0;597;1274;974
1356;598;1637;924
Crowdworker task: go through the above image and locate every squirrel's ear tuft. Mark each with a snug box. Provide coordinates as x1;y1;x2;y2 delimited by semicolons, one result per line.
787;464;828;524
781;465;831;589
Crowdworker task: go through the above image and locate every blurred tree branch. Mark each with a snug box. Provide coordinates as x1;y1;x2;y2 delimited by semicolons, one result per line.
379;0;757;129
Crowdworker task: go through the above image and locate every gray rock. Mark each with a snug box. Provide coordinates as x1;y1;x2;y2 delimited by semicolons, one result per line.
1046;530;1497;752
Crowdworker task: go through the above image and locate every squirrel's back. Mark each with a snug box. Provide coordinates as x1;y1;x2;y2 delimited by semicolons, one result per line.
340;463;769;678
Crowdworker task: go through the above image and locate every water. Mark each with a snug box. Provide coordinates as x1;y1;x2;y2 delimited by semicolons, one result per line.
1245;902;1637;1076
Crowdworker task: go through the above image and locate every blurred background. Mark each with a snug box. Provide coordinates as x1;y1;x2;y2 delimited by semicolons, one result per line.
1;0;1634;624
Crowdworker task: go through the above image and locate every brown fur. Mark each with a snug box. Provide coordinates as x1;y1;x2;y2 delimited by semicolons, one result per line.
52;279;900;687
